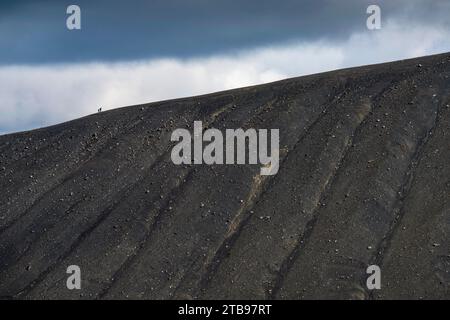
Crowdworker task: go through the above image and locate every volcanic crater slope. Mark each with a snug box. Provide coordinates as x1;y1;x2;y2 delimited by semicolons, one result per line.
1;53;450;300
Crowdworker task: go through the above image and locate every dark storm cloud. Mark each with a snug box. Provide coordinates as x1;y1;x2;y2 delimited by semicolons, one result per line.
0;0;448;65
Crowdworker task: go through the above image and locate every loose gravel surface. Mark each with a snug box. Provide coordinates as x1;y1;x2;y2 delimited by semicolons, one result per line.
0;53;449;299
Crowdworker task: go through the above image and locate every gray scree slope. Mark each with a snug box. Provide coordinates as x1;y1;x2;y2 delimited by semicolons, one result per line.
0;53;449;299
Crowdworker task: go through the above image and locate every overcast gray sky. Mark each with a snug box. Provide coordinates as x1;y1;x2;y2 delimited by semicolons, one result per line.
1;0;450;134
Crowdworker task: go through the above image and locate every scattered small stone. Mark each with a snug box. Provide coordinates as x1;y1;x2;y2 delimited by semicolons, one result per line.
417;63;423;68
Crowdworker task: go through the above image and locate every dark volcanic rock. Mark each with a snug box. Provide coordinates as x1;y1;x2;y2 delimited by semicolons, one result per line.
0;53;450;300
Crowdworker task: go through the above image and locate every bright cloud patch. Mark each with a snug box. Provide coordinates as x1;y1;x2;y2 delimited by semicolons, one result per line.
1;21;449;134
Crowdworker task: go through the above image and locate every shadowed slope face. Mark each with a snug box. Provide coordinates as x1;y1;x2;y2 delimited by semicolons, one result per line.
0;53;449;300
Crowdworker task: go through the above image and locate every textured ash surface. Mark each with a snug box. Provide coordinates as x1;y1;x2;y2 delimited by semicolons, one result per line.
0;53;449;300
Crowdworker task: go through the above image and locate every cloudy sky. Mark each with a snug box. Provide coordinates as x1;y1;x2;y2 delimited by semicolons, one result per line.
1;0;450;134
